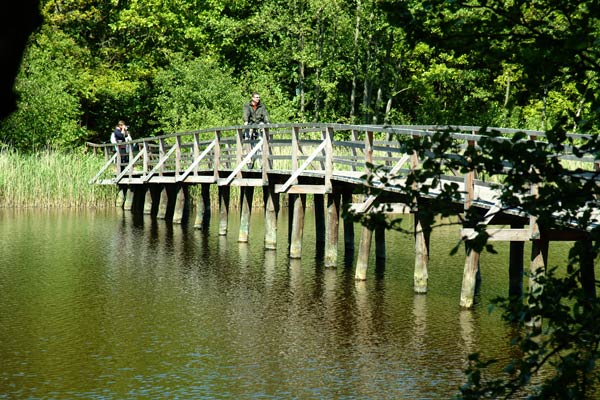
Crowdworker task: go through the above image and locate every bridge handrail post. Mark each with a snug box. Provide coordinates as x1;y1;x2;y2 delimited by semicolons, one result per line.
159;138;166;177
351;129;359;172
365;130;374;181
325;126;333;192
214;130;221;181
143;139;149;175
292;126;300;184
262;128;270;183
175;134;182;178
193;132;200;178
236;128;244;178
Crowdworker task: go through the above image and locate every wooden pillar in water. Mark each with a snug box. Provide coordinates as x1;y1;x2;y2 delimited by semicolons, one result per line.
314;194;325;246
579;238;596;300
375;225;386;260
123;186;134;211
144;186;153;214
355;225;373;280
342;190;355;252
325;190;341;267
509;223;525;299
289;193;306;259
218;185;230;236
238;187;254;243
414;211;431;294
460;140;480;308
528;232;549;330
194;184;211;229
157;185;169;219
173;185;186;224
264;184;279;250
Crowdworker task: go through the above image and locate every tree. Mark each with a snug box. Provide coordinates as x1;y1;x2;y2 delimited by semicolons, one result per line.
355;0;600;397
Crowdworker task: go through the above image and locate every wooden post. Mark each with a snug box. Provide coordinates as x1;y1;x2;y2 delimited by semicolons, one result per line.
414;211;431;294
289;193;306;259
143;186;153;214
579;237;596;301
238;186;254;243
218;185;230;236
355;225;373;280
194;183;211;229
325;190;341;267
157;185;169;219
123;185;134;211
342;190;355;251
509;223;525;300
528;232;549;330
314;194;325;245
264;183;279;250
460;140;479;308
375;225;385;260
173;185;186;224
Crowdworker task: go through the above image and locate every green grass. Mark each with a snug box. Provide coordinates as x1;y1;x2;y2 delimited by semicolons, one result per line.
0;150;116;208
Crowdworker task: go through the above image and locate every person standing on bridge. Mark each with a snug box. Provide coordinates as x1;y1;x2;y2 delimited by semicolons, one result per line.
242;92;269;140
110;120;131;167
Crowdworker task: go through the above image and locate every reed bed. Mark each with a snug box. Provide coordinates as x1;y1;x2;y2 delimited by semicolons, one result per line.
0;150;116;208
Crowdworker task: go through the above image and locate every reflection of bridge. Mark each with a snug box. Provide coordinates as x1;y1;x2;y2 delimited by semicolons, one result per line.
87;123;596;308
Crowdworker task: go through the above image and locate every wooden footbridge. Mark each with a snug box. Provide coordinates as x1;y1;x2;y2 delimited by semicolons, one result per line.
87;123;597;308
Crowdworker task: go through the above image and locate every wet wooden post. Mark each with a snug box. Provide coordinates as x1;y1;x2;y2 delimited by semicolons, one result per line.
314;194;325;246
194;183;211;229
342;189;355;252
325;189;341;267
218;185;230;236
289;193;306;258
579;237;596;300
375;225;385;260
509;223;525;299
528;230;548;330
173;184;186;224
355;130;374;280
123;185;134;211
414;211;431;294
238;187;254;242
143;186;153;214
460;139;480;308
355;225;373;280
157;185;169;219
264;183;279;250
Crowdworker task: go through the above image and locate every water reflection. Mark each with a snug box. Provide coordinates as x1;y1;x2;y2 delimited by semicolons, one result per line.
0;209;523;399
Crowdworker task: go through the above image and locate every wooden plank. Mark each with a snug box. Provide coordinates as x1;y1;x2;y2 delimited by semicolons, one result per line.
348;203;411;214
226;178;266;187
275;184;329;194
461;228;531;241
180;176;216;183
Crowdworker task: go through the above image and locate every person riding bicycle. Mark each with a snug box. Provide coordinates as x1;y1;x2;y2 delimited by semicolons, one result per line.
242;92;269;140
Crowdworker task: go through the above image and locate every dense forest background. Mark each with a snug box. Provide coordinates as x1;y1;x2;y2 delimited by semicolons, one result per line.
1;0;598;151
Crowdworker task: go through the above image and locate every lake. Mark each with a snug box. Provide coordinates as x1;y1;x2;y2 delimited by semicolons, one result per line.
0;207;570;399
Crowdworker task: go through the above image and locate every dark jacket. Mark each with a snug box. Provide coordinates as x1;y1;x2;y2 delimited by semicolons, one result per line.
243;101;269;124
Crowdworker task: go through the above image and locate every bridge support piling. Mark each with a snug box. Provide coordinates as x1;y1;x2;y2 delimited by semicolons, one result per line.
342;190;355;253
527;234;549;330
157;185;169;219
289;193;306;259
325;190;341;267
355;225;373;280
131;185;146;214
143;186;153;214
264;184;279;250
218;186;230;236
115;185;126;208
509;223;525;300
375;225;386;260
414;212;431;294
124;185;135;211
460;243;481;309
238;187;254;242
173;184;187;224
579;238;596;300
314;194;325;246
194;183;211;229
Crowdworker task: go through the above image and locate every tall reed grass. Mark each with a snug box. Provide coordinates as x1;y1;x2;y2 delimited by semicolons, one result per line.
0;150;116;208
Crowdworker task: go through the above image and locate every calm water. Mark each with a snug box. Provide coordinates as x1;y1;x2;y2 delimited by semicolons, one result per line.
0;208;572;399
